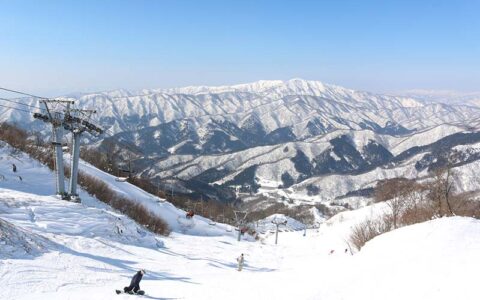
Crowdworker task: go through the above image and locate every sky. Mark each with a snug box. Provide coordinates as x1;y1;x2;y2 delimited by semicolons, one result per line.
0;0;479;96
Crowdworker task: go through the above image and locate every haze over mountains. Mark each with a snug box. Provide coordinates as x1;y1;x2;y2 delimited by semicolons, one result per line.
2;78;480;206
396;89;480;107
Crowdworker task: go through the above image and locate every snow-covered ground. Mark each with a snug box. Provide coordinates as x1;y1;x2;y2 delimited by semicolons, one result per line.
0;142;233;236
1;143;479;300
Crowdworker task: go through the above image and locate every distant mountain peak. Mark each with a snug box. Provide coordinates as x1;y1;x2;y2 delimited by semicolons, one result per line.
144;78;351;98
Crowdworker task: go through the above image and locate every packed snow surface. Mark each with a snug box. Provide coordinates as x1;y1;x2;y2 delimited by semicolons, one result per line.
2;190;478;300
343;217;480;300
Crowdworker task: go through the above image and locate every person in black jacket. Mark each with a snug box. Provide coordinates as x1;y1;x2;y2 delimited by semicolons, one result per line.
124;269;145;294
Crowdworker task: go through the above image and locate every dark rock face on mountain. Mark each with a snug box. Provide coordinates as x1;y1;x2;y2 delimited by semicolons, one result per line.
393;132;480;171
363;141;394;166
359;120;414;136
291;150;313;180
222;165;260;193
311;135;394;176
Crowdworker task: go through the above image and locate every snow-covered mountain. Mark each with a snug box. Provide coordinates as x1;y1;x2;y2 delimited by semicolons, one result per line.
3;79;479;137
2;79;480;205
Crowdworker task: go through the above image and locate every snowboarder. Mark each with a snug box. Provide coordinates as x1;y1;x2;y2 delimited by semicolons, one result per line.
118;269;145;295
237;253;244;271
12;163;16;173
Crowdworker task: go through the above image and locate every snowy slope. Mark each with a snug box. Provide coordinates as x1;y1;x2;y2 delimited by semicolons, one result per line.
2;188;477;300
147;124;464;181
341;217;480;300
1;142;479;299
76;157;233;236
0;142;231;236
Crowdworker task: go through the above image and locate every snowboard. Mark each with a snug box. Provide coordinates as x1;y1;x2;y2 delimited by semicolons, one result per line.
116;290;145;295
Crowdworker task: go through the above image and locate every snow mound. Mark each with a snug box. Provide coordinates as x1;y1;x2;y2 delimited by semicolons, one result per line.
0;217;53;259
0;189;164;250
346;217;480;300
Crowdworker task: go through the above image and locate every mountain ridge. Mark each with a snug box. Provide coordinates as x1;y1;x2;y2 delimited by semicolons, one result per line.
2;79;480;206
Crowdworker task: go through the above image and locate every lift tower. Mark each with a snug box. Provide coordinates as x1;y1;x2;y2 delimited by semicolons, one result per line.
64;109;102;200
33;99;74;197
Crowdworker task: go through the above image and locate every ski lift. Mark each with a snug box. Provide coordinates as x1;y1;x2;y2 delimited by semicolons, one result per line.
115;177;128;182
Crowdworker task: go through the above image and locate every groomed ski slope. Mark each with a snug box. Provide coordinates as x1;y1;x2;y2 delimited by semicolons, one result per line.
1;144;480;300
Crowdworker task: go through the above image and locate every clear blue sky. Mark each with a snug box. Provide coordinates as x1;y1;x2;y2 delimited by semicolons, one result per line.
0;0;479;96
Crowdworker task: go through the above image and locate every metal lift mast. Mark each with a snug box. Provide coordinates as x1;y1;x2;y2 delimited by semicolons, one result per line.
34;104;102;201
34;99;74;198
65;109;101;199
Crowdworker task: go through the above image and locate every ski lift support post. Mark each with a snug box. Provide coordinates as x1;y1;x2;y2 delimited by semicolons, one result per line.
65;109;102;200
34;99;74;198
233;210;248;241
272;217;288;245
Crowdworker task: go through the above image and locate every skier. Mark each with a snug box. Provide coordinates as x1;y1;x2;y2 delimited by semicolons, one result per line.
118;269;145;295
237;253;244;271
12;163;17;173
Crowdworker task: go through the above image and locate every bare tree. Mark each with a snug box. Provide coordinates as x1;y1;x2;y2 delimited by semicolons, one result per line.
375;178;412;229
428;166;455;217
